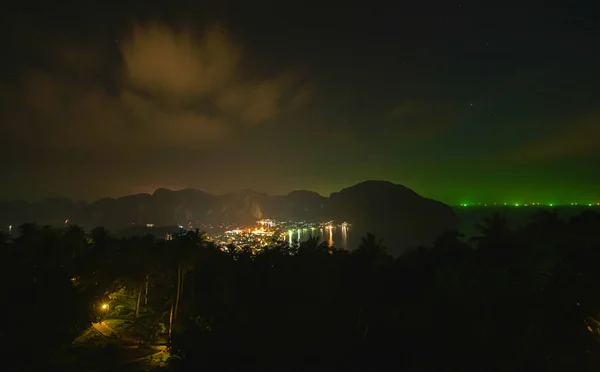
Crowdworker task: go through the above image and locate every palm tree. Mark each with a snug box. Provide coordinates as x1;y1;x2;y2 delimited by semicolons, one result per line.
64;224;87;265
298;235;330;256
121;235;158;318
350;233;391;339
530;209;562;228
0;231;12;257
471;212;511;249
168;230;207;338
431;231;472;263
15;223;39;264
90;227;111;249
433;231;467;248
354;233;388;261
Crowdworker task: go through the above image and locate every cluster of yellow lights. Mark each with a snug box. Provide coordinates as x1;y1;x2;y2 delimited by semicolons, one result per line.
251;227;267;235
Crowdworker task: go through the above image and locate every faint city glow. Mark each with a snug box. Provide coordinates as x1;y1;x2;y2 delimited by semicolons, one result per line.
146;223;154;228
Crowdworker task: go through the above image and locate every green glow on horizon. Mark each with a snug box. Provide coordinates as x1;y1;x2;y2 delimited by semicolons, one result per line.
453;202;599;207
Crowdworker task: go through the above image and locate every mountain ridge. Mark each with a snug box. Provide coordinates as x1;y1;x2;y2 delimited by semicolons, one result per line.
0;180;458;255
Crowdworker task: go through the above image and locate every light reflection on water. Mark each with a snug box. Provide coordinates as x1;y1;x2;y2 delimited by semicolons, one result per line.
286;225;349;249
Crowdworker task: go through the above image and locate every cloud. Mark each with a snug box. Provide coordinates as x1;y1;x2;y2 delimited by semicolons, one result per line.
1;22;313;157
215;81;282;125
215;71;312;125
0;20;316;199
121;23;240;97
504;114;600;161
121;23;313;125
119;90;229;146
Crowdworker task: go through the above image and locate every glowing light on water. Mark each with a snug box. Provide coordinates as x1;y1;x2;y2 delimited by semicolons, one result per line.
341;224;348;249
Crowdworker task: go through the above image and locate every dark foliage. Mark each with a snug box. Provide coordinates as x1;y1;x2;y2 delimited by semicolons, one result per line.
3;209;600;371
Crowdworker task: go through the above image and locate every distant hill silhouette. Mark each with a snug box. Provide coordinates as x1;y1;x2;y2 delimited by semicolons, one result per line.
0;180;458;254
329;181;458;255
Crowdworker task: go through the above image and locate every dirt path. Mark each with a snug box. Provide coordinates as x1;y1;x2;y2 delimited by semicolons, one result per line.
92;321;115;337
117;345;169;367
92;321;142;344
89;321;169;369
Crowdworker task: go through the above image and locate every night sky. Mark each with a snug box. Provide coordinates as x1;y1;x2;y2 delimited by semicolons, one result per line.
1;1;599;205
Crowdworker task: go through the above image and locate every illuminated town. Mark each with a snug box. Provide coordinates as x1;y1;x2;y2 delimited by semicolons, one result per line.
203;219;351;253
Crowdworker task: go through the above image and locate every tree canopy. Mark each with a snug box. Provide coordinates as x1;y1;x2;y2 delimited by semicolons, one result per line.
3;209;600;371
